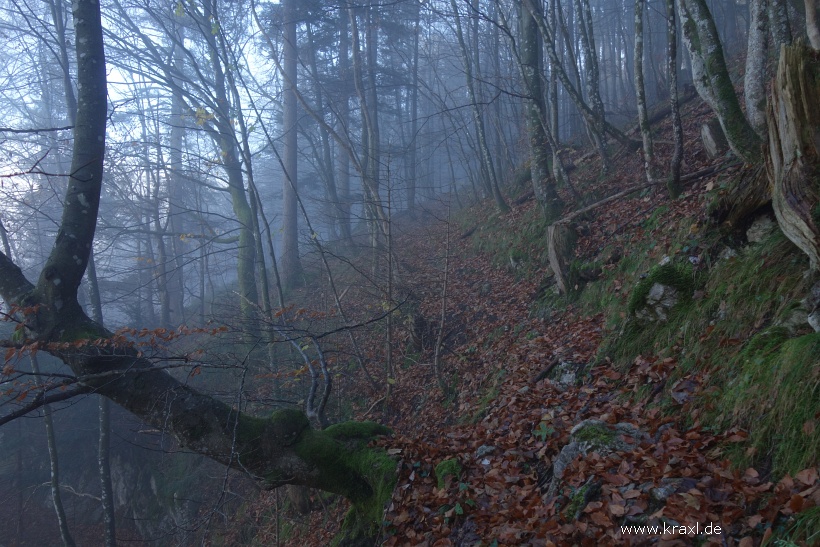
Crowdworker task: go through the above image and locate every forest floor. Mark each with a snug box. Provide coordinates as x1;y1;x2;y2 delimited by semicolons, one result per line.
238;97;819;546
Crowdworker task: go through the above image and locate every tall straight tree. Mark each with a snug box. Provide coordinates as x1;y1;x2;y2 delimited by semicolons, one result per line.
573;0;609;172
450;0;509;213
634;0;655;182
666;0;683;197
745;0;769;138
406;0;421;213
281;0;302;288
519;0;563;220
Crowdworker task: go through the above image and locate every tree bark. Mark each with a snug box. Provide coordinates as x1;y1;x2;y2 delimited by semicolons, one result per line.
634;0;655;183
769;0;792;47
547;223;578;294
667;0;683;197
677;0;762;163
807;0;820;51
767;43;820;271
745;0;769;138
282;0;302;288
519;0;563;221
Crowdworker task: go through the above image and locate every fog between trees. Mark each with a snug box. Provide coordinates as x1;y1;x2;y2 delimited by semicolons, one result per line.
0;0;815;544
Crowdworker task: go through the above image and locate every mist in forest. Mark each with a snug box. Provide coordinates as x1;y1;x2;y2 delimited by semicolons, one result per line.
0;0;813;543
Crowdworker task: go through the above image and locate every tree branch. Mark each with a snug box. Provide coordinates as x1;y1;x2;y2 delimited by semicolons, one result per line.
0;387;91;426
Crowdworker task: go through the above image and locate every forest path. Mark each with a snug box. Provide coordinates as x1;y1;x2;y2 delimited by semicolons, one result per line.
364;200;818;545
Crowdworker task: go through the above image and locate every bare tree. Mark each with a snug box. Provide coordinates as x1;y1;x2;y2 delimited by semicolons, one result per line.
0;3;392;546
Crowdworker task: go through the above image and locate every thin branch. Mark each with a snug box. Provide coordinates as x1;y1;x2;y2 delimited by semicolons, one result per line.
0;387;91;426
0;125;73;134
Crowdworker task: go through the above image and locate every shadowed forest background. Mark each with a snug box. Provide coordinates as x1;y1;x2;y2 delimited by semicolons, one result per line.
0;0;818;544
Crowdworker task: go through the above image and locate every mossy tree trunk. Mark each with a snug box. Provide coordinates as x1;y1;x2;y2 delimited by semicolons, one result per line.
744;0;769;138
677;0;763;163
519;0;563;222
666;0;684;197
767;43;820;271
0;1;393;541
634;0;655;183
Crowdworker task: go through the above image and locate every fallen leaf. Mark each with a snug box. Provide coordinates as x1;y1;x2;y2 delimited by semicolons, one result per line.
788;494;804;513
609;503;627;517
795;468;818;486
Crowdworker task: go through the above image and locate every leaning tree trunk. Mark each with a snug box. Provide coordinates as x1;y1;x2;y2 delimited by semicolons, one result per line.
678;0;762;163
767;43;820;271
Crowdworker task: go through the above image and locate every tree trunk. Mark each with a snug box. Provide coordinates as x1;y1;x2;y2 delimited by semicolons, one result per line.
98;398;116;547
337;9;353;245
769;0;792;47
634;0;655;183
407;0;421;214
547;223;578;294
519;0;563;221
31;354;75;547
745;0;769;138
282;0;302;288
574;0;609;173
85;251;117;547
450;0;509;213
807;0;820;51
767;43;820;271
677;0;762;163
667;0;683;197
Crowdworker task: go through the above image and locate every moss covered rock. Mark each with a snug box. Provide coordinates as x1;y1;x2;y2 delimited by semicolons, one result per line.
546;419;644;498
629;262;695;322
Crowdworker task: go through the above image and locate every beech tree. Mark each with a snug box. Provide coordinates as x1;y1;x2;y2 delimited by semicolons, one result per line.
0;0;392;542
677;0;762;163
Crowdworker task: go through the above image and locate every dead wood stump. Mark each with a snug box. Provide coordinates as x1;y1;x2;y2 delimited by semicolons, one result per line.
767;43;820;271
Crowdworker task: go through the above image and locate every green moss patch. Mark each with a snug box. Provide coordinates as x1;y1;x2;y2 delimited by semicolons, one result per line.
627;262;696;316
434;459;462;489
572;422;617;447
336;447;398;546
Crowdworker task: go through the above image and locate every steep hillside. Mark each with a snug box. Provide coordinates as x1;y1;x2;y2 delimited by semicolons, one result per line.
228;97;819;547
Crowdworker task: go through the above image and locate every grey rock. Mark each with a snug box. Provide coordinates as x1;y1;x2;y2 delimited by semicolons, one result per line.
747;214;777;244
635;283;679;322
719;247;738;261
546;420;644;498
804;281;820;332
701;118;729;159
475;445;495;459
650;477;699;503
